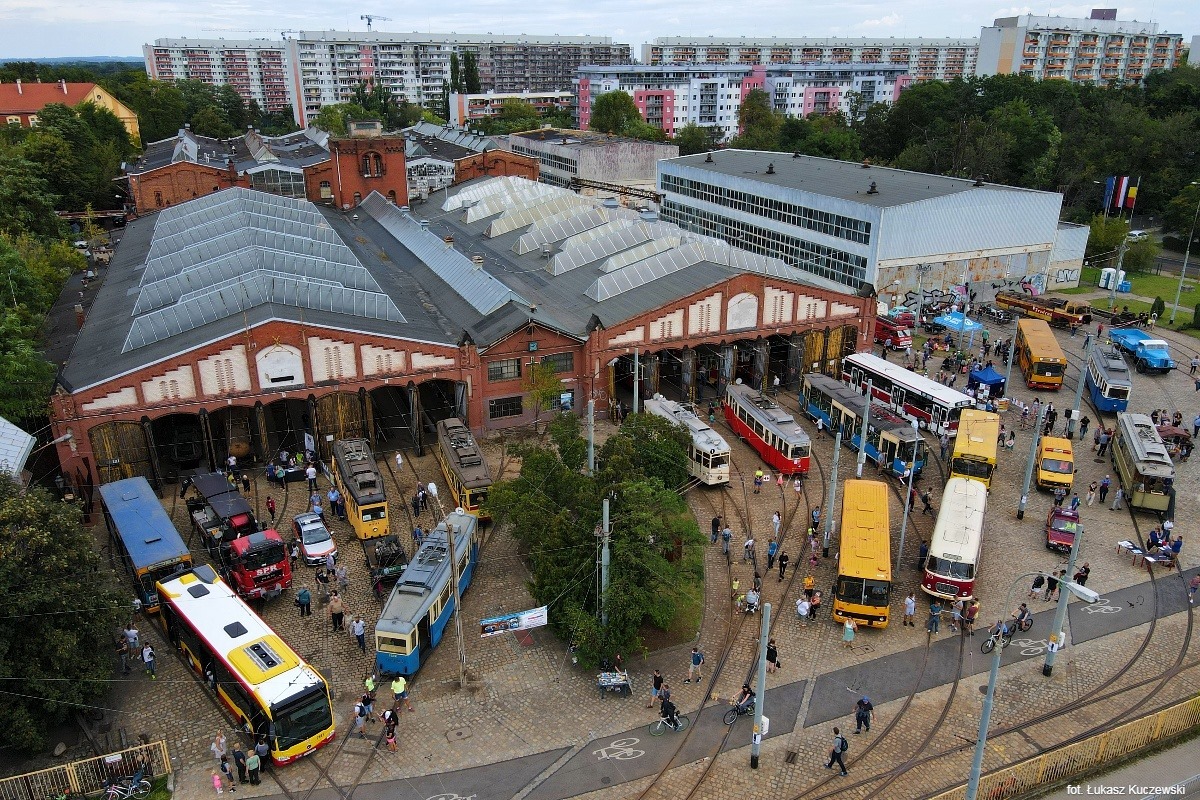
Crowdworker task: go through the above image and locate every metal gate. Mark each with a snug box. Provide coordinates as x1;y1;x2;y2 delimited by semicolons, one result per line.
316;392;366;459
88;422;153;484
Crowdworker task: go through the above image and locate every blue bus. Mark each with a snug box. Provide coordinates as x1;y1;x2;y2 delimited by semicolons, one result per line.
375;511;479;677
1085;344;1133;413
99;477;193;613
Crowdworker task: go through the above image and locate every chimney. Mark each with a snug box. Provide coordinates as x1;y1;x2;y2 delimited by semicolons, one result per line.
15;78;21;95
60;79;67;94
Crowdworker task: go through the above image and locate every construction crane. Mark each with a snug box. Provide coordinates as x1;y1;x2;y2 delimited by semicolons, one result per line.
360;14;392;31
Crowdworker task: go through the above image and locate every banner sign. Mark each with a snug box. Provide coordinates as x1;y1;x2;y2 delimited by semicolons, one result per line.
480;606;548;638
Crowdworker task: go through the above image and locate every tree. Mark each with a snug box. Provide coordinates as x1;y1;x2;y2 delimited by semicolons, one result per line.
732;89;781;151
216;85;248;133
779;113;862;161
589;91;642;135
0;151;62;240
0;476;125;750
189;105;235;139
497;98;538;120
450;53;462;94
523;361;562;433
596;413;690;491
0;314;56;420
462;52;481;94
309;103;369;137
1163;183;1200;242
673;123;721;156
1150;296;1166;317
1085;214;1132;261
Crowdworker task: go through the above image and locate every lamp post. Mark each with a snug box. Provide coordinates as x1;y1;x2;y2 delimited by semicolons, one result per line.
1169;182;1200;326
426;483;468;689
1066;336;1089;440
896;420;920;570
966;573;1100;800
1108;240;1128;312
913;264;932;328
1016;405;1045;520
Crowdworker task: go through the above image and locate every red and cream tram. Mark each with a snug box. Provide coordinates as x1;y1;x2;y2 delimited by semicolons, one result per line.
723;382;811;475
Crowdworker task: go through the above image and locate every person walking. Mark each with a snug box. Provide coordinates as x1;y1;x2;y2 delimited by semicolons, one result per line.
921;489;934;516
219;756;237;792
766;540;778;571
772;511;781;538
1097;430;1112;457
124;623;140;652
212;771;225;796
1079;415;1091;441
939;432;949;460
328;591;346;632
305;463;318;492
1098;475;1111;503
854;696;874;733
244;751;260;786
1190;574;1200;604
210;734;227;764
903;592;916;627
1086;481;1097;506
711;515;721;544
842;617;858;648
1045;570;1060;602
391;675;415;712
352;616;367;653
917;540;929;571
826;727;849;776
1069;493;1081;511
1191;356;1199;376
351;700;368;739
1110;486;1125;511
777;550;790;581
116;636;131;674
753;469;764;494
964;599;980;636
1073;563;1091;587
296;585;312;617
743;536;755;564
796;596;811;624
336;564;349;592
927;600;943;635
266;495;276;523
721;525;732;556
142;643;156;679
648;669;664;707
686;647;705;683
1029;574;1045;599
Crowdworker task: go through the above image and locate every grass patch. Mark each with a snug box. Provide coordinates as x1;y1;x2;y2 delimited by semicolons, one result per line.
1088;297;1196;328
1056;266;1198;300
146;777;171;800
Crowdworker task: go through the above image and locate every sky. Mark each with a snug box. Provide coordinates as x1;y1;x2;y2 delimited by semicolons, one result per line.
0;1;1193;59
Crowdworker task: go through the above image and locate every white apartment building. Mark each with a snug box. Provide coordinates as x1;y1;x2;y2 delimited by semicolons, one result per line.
977;12;1185;83
287;32;630;127
144;38;293;113
576;64;911;140
448;91;574;127
643;37;978;82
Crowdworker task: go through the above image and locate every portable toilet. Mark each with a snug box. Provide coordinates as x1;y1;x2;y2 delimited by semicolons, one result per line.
1099;268;1126;290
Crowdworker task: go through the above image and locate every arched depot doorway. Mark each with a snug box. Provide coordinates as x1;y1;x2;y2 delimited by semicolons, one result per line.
208;405;258;467
89;420;155;485
149;413;206;481
263;398;311;461
314;390;370;463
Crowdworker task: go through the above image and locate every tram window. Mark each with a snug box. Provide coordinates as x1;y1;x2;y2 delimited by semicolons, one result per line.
377;634;410;654
362;506;387;521
1109;386;1130;400
711;454;728;468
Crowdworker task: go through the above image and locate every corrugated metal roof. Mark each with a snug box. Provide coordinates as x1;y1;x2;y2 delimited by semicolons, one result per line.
0;416;35;479
485;194;592;238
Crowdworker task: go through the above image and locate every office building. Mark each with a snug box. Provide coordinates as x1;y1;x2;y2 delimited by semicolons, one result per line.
977;11;1185;83
576;64;911;140
643;37;978;82
501;128;678;190
144;38;292;114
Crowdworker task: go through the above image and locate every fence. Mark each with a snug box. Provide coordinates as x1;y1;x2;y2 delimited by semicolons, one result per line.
0;742;171;800
929;695;1200;800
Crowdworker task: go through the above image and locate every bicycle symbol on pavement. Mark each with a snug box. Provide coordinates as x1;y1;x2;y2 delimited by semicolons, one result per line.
1013;638;1049;656
426;794;477;800
593;737;645;761
1081;598;1122;615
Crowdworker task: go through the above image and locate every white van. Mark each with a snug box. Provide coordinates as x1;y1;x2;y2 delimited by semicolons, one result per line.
1127;230;1149;242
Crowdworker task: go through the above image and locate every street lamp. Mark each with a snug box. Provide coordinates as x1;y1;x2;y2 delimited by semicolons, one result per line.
965;572;1100;800
1169;181;1200;325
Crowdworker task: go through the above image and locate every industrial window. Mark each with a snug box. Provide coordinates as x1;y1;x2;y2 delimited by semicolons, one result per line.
540;352;574;374
319;181;332;200
487;358;521;382
489;396;523;419
248;168;306;198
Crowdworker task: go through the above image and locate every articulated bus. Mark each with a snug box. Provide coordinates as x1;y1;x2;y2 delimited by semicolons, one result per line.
644;394;731;485
157;566;335;765
842;352;974;437
948;409;1000;488
332;439;389;539
1111;413;1175;512
434;418;494;520
832;480;892;629
1015;319;1066;391
801;373;925;479
921;477;987;602
100;477;192;613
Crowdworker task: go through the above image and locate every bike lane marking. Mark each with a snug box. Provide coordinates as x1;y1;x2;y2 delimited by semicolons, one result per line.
349;747;568;800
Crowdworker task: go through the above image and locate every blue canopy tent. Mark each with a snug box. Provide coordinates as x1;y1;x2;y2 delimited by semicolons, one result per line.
932;312;983;348
968;365;1006;400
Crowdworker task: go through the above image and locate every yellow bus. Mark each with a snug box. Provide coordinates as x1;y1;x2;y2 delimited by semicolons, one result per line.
832;480;892;629
1036;436;1075;492
949;409;1000;488
1016;319;1066;391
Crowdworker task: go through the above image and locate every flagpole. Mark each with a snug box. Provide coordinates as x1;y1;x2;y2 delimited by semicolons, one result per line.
1126;176;1141;222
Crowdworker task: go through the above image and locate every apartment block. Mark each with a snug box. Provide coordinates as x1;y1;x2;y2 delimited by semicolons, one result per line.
977;11;1185;83
144;39;292;113
643;37;978;82
576;64;911;140
287;32;630;127
448;91;574;127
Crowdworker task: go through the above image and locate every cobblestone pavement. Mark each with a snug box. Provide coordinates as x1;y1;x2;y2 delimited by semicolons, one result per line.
81;313;1200;800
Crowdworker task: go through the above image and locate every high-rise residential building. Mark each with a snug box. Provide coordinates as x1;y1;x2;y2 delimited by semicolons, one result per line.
448;91;574;127
643;37;978;82
977;11;1185;83
576;64;911;140
287;32;631;126
144;38;292;114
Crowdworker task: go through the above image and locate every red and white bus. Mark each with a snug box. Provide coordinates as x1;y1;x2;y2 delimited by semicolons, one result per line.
920;477;986;602
723;382;811;476
842;352;974;437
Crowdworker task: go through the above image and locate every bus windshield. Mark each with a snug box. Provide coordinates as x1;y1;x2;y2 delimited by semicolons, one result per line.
927;556;974;580
1041;458;1073;474
272;688;332;751
836;576;891;607
1034;363;1064;377
950;458;993;480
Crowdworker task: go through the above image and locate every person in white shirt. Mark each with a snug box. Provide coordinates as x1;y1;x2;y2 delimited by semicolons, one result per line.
796;597;811;623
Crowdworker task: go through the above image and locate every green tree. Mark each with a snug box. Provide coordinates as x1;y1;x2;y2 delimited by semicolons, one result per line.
216;85;248;133
732;89;782;151
0;476;124;750
1150;296;1166;317
596;413;690;491
497;98;538;120
1122;239;1159;273
1085;214;1132;261
189;105;235;139
779;113;862;161
524;361;563;433
1163;183;1200;242
589;91;642;135
449;53;462;93
0;150;62;240
462;52;481;94
673;122;721;156
309;103;370;137
0;314;56;420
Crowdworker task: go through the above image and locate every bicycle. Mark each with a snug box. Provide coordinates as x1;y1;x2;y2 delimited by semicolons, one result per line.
723;702;754;725
981;624;1015;654
648;713;690;735
103;771;151;800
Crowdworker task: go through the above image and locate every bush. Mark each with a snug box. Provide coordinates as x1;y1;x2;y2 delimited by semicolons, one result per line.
1192;302;1200;328
1151;296;1166;317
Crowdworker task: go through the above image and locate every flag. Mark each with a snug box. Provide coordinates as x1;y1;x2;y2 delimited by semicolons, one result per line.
1124;177;1140;210
1103;176;1116;209
1114;176;1129;209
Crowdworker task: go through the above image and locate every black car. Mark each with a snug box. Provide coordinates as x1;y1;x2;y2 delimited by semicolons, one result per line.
921;319;948;334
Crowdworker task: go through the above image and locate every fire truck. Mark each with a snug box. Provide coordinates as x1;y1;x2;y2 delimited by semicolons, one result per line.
185;472;291;600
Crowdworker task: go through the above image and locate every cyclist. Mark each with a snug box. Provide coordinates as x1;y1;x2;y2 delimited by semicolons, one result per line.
990;618;1013;643
735;683;756;713
1011;603;1033;630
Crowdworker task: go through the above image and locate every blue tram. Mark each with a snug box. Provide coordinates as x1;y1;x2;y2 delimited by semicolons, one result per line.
801;373;926;479
1085;345;1133;413
374;511;479;677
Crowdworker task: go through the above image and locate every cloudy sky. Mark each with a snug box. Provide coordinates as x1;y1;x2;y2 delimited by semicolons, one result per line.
0;1;1193;59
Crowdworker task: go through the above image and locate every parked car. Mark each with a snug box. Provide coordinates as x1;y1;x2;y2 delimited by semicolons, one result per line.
1127;230;1149;242
292;512;337;566
1045;507;1081;553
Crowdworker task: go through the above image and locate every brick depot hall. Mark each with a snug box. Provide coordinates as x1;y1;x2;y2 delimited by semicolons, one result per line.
51;179;875;489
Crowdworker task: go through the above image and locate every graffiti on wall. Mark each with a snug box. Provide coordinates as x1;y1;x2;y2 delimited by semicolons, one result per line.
1053;267;1081;285
989;274;1046;297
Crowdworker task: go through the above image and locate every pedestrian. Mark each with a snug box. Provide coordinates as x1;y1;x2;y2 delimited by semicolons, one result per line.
1097;322;1103;337
796;596;811;623
289;540;299;570
766;639;780;673
927;600;942;635
777;473;785;489
1083;333;1092;352
950;598;964;633
124;623;140;652
1079;416;1091;441
711;515;721;544
753;469;764;493
686;647;704;683
921;489;934;516
794;474;804;499
721;525;732;555
296;585;312;617
411;493;421;518
418;486;428;512
336;564;349;591
142;643;156;679
352;699;367;739
1191;356;1200;376
1189;575;1200;604
777;550;790;581
811;505;821;530
826;727;849;776
254;738;269;766
306;463;318;492
939;432;949;460
1193;414;1200;438
325;551;336;572
232;748;247;784
240;474;251;495
1098;475;1111;503
1069;493;1081;511
1073;563;1091;587
903;592;916;627
210;733;227;763
245;751;260;786
772;511;781;538
1052;487;1065;508
1110;486;1125;511
212;771;224;796
1028;574;1045;599
842;617;857;648
743;536;755;564
352;616;367;653
648;669;664;707
816;417;825;436
312;498;324;521
116;636;131;674
384;722;397;752
809;591;822;620
1045;570;1059;601
767;539;778;571
1086;481;1097;506
266;495;276;522
854;696;874;733
413;524;424;547
220;756;237;792
1098;430;1111;457
917;540;929;570
329;591;345;632
226;454;238;475
391;675;415;712
964;600;979;636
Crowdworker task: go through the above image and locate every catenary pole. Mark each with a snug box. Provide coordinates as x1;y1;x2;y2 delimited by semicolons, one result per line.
1016;406;1046;520
601;496;611;627
750;602;771;768
1043;523;1082;676
587;398;595;473
855;380;872;478
896;421;919;570
823;429;841;558
1066;337;1089;439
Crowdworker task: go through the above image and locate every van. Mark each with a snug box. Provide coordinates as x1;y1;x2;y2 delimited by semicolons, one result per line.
873;316;912;350
1035;436;1075;491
